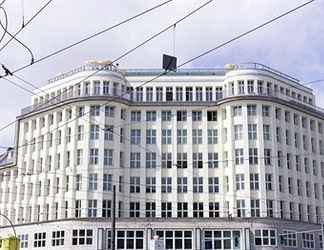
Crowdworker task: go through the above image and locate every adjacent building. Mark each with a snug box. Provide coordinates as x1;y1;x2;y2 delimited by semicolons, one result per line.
0;61;323;249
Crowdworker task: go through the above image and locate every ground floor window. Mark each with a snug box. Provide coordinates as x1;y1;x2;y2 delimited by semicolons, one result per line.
203;230;240;249
154;230;192;250
254;229;276;246
52;230;64;246
72;229;93;246
116;230;144;250
302;233;314;249
33;232;46;248
18;234;28;248
279;230;297;247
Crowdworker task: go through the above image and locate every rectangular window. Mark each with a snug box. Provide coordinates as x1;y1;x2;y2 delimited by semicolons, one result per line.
177;129;187;144
193;177;203;193
161;110;172;121
72;229;93;245
104;149;113;166
130;129;141;144
145;152;157;168
248;124;257;140
177;153;187;168
162;152;172;168
208;177;219;193
207;111;217;121
208;152;218;168
130;177;140;193
192;111;202;121
146;129;157;144
236;174;245;190
162;129;172;144
255;229;276;246
146;111;157;121
161;177;172;193
250;173;259;190
193;152;203;168
33;232;46;248
177;111;187;121
177;177;188;193
207;129;218;144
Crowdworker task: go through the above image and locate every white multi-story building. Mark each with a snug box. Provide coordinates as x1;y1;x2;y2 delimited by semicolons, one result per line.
0;61;323;249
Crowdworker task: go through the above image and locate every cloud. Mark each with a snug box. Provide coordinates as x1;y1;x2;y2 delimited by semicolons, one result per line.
0;0;323;145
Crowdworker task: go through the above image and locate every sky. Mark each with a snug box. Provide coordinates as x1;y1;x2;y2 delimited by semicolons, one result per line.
0;0;323;148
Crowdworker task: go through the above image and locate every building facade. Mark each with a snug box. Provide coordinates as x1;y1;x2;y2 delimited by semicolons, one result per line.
0;61;323;249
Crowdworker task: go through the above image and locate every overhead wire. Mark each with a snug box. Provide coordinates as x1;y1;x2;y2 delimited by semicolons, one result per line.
0;0;54;54
9;0;316;150
0;7;34;64
0;0;215;142
0;0;174;75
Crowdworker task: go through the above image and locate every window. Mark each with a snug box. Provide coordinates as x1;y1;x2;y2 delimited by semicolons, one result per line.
72;229;93;245
129;202;140;217
236;174;245;190
263;125;271;140
207;111;217;121
156;87;163;101
161;177;172;193
185;87;193;101
19;234;28;248
146;129;157;144
249;148;258;165
130;152;141;168
177;110;187;121
162;129;172;144
104;149;113;166
177;153;188;168
247;104;257;116
193;152;203;168
162;153;172;168
161;202;172;218
130;129;141;144
262;105;270;117
208;177;219;193
88;174;98;191
75;174;82;191
280;230;297;247
103;174;112;191
234;125;243;140
302;233;314;249
161;110;172;121
265;174;273;191
264;149;271;165
89;148;99;165
102;200;112;218
233;106;242;116
155;230;192;250
146;87;153;101
177;129;187;144
203;230;240;250
193;202;204;218
146;202;156;218
146;177;156;193
255;229;276;246
90;105;100;116
207;129;218;144
251;199;260;217
250;173;259;190
177;177;188;193
208;202;220;218
103;125;114;141
248;124;257;140
131;111;141;122
237;199;246;217
206;87;213;101
238;80;244;94
196;87;203;101
146;152;156;168
116;230;144;250
193;177;203;193
177;202;188;218
208;153;218;168
165;87;173;101
247;80;254;93
130;177;140;193
146;111;157;121
34;232;46;248
77;125;84;141
235;148;244;165
52;230;64;246
192;129;203;144
192;111;202;121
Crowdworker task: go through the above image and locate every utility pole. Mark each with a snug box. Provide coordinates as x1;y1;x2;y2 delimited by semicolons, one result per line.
322;222;324;250
112;185;116;250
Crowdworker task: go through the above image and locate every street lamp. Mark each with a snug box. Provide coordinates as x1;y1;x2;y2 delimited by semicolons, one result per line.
0;212;18;250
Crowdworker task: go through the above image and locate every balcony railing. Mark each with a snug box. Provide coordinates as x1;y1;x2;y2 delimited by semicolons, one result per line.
20;87;321;116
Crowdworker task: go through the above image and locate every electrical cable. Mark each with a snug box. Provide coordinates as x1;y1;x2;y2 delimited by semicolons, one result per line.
0;5;7;44
0;0;317;154
1;0;174;75
0;0;54;53
0;7;34;64
0;0;215;139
